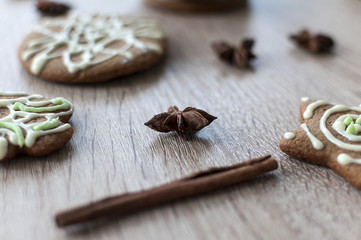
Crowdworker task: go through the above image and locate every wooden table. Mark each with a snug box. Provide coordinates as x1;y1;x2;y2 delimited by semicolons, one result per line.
1;0;361;239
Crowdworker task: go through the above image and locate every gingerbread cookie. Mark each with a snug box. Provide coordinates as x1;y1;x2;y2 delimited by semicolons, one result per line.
280;98;361;188
0;91;74;161
19;15;166;83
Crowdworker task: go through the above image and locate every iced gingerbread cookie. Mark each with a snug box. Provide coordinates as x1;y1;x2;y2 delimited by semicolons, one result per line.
0;91;74;161
18;15;166;83
280;98;361;189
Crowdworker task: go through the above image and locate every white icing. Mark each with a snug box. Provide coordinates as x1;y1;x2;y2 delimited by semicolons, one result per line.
22;15;164;74
337;153;361;165
299;99;361;165
356;124;361;133
0;91;27;96
301;97;310;102
0;91;74;160
284;132;296;139
301;123;324;150
303;99;330;119
320;104;361;152
332;114;361;141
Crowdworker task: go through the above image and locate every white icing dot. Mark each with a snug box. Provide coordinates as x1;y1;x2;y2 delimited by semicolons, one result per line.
301;97;310;102
337;153;361;165
283;132;296;140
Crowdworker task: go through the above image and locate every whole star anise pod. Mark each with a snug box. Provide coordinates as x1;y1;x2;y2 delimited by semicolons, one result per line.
36;1;71;16
212;38;256;68
290;29;334;53
234;39;256;68
211;42;235;63
145;106;217;140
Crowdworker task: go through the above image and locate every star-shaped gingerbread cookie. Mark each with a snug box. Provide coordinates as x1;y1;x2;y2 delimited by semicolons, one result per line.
280;98;361;189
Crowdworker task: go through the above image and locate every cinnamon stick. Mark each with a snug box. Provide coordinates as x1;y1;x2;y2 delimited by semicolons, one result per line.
56;155;277;227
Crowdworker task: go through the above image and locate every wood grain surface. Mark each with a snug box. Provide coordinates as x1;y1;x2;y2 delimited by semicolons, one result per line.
1;0;361;239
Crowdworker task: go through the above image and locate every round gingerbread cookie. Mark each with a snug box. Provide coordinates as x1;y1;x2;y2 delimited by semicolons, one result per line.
18;15;167;83
0;91;74;161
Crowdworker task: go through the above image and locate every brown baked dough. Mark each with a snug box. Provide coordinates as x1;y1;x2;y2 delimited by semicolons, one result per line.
0;92;74;161
18;15;167;83
280;99;361;189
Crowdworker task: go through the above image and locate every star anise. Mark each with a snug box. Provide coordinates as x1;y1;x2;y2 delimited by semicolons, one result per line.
36;1;71;16
212;38;256;68
234;39;256;68
290;29;334;53
211;42;234;63
144;106;217;140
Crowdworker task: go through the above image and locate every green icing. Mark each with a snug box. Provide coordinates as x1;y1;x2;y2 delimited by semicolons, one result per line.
344;115;353;126
51;98;66;105
0;122;24;147
33;118;61;131
356;116;361;125
13;98;69;113
346;122;357;135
